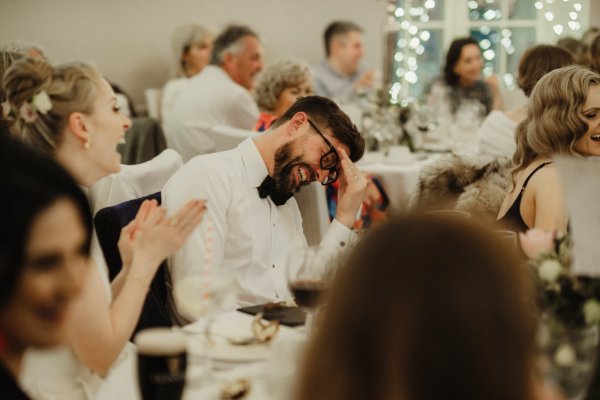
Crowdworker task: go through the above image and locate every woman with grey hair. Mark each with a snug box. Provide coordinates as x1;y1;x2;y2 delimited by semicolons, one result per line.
161;23;213;118
253;59;313;131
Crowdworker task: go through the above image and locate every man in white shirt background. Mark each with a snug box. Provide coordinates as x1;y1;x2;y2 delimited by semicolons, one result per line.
312;21;375;102
162;24;263;161
162;96;367;319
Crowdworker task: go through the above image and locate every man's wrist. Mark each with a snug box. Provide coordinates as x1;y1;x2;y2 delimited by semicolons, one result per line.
334;212;355;229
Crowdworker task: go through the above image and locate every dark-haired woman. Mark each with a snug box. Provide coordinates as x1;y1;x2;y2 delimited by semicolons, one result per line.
0;136;92;398
427;37;502;118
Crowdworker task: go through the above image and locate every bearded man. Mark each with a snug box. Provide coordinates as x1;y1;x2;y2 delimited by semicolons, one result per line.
162;96;366;317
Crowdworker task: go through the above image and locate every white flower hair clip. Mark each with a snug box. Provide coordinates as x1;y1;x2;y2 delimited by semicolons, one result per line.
18;90;53;124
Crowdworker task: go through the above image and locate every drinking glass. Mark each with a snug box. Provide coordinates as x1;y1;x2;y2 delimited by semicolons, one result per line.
135;328;188;400
174;272;237;385
286;246;336;334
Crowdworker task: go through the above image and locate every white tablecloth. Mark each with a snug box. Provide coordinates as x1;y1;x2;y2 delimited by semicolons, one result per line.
96;311;305;400
357;152;438;210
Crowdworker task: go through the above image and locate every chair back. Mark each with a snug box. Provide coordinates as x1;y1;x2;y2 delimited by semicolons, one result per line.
118;117;168;165
94;192;174;334
208;124;257;152
144;88;162;120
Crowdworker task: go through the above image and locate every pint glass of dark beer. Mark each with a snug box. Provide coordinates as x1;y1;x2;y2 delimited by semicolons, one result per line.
135;328;188;400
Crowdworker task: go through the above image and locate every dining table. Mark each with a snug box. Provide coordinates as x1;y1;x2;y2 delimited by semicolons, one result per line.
357;150;440;211
96;310;306;400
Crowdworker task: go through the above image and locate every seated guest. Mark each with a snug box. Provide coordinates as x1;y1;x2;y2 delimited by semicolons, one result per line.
0;135;91;398
162;24;263;161
313;21;375;102
161;23;214;119
254;59;313;131
478;45;574;158
296;213;541;400
3;57;205;398
254;60;387;229
557;36;589;66
163;95;367;313
497;65;600;232
589;34;600;75
426;37;502;118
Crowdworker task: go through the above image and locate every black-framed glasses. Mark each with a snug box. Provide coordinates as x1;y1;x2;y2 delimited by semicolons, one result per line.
307;119;339;185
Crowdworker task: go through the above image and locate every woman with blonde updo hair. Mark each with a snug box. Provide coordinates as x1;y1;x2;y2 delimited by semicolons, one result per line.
253;59;314;131
497;65;600;232
3;57;206;399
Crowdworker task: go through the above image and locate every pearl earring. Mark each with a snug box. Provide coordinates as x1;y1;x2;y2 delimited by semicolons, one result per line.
84;140;91;150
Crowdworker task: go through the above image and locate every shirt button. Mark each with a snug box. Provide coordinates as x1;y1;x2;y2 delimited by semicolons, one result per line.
272;264;275;268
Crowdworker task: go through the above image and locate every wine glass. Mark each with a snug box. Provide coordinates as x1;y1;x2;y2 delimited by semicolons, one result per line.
286;246;336;334
174;271;237;386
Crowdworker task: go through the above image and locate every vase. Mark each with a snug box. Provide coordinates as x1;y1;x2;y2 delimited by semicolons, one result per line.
538;317;600;400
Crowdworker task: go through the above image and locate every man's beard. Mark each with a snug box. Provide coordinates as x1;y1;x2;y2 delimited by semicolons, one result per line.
273;141;315;194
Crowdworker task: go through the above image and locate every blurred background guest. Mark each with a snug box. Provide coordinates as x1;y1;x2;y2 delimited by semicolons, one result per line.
426;37;502;118
254;59;313;131
0;135;91;398
3;57;205;399
588;34;600;75
161;23;213;119
312;21;375;102
478;45;575;158
162;24;262;160
296;213;539;400
497;66;600;232
557;36;590;66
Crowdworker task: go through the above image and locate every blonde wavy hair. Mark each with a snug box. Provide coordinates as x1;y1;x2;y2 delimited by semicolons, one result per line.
3;57;102;153
513;65;600;180
254;59;311;112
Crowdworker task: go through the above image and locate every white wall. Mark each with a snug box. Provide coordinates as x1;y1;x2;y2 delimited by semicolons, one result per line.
0;0;388;109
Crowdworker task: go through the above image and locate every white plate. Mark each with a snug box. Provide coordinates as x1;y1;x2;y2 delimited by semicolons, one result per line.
210;340;270;363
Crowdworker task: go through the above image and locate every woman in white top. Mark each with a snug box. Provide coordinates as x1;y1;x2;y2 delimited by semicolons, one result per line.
160;23;213;119
478;45;574;158
3;57;206;398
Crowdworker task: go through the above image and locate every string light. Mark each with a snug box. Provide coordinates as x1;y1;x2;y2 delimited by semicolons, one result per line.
535;0;583;36
390;0;437;100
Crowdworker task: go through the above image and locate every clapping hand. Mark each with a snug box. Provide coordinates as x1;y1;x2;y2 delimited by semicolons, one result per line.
118;199;206;271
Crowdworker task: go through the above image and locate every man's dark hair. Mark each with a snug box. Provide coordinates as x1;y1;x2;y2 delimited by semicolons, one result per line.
210;24;259;65
272;95;365;162
323;21;363;58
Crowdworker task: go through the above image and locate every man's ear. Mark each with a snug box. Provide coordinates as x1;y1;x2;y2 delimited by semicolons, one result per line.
67;112;90;145
288;112;308;136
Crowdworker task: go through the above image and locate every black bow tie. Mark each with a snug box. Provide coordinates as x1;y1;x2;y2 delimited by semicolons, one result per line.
257;176;293;206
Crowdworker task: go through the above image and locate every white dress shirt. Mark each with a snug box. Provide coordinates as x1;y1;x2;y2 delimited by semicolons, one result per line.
162;66;259;161
162;138;354;317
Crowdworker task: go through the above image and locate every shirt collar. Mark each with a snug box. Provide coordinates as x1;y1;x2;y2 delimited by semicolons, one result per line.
238;137;269;189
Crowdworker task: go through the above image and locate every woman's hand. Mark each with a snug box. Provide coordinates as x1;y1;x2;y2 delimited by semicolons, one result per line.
117;199;154;269
123;199;207;273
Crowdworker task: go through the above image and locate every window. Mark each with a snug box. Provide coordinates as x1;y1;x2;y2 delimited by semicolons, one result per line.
386;0;590;103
